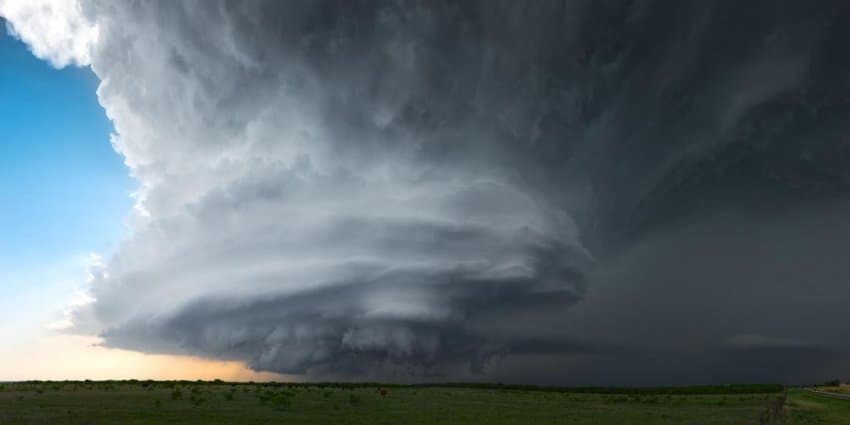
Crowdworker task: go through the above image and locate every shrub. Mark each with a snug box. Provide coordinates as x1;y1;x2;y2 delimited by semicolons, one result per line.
171;389;183;400
190;395;206;406
349;394;361;405
258;390;275;403
642;396;658;404
271;393;292;411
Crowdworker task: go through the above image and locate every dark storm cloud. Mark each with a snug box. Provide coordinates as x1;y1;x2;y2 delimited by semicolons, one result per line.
5;0;850;383
101;278;601;379
546;202;850;384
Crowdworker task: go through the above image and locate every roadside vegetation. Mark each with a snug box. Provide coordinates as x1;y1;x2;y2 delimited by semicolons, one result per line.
786;387;850;424
810;383;850;395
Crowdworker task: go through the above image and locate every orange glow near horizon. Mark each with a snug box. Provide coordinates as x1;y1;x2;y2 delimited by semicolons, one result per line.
0;334;290;382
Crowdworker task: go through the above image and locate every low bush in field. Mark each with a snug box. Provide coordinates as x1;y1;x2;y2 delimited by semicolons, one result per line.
256;389;296;411
189;395;206;406
271;394;292;411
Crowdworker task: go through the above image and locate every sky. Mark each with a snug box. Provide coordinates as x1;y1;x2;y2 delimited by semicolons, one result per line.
0;22;125;313
0;15;280;382
0;19;124;374
0;0;849;385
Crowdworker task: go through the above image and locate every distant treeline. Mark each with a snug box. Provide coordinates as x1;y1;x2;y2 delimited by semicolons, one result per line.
409;383;784;395
248;381;783;395
1;380;783;395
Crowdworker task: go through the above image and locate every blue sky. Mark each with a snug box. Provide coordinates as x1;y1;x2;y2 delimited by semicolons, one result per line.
0;25;131;331
0;28;131;268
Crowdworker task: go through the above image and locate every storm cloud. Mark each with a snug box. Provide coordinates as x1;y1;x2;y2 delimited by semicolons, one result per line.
5;0;850;383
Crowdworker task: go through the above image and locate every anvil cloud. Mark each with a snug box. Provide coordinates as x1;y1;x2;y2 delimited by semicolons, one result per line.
4;0;850;384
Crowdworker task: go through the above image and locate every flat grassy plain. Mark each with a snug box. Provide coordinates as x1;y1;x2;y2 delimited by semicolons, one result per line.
0;381;812;425
787;388;850;424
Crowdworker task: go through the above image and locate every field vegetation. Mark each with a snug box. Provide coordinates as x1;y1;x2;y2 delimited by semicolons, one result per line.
786;388;850;424
0;380;841;424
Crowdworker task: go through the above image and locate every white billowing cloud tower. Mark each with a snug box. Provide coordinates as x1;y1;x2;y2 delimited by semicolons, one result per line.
0;0;97;68
0;1;591;378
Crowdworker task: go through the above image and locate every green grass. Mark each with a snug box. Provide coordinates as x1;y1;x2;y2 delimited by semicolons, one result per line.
0;381;790;425
787;388;850;424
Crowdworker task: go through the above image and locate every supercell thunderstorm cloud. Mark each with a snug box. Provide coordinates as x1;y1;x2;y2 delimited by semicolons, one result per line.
5;0;850;384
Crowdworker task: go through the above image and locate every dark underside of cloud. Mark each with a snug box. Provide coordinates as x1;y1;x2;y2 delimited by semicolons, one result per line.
29;0;850;383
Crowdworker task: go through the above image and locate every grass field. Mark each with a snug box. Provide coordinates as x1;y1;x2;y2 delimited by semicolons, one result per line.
787;388;850;424
0;381;838;424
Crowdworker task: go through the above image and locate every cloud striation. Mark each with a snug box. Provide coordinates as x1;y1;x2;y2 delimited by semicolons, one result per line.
4;0;850;384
